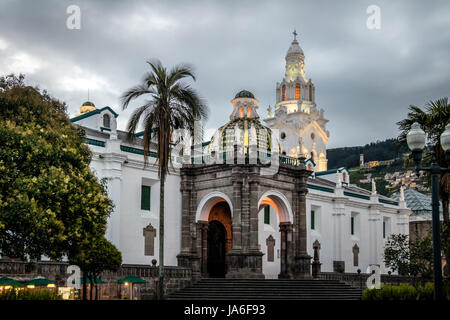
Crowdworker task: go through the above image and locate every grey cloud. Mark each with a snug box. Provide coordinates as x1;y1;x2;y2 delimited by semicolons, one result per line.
0;0;449;148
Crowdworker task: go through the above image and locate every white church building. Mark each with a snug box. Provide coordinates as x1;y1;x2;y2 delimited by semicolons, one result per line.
70;34;411;279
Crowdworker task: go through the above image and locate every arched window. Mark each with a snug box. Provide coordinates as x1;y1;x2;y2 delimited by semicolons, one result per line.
239;106;244;118
295;84;301;100
309;85;313;101
282;85;286;101
247;106;251;118
103;114;110;128
307;163;312;171
342;171;347;182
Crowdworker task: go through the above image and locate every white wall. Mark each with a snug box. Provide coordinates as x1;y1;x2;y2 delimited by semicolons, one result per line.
306;189;410;275
258;206;281;278
87;135;182;267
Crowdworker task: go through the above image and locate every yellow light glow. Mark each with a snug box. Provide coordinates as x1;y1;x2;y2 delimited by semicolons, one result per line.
4;286;11;290
124;282;129;286
27;285;35;289
47;284;56;288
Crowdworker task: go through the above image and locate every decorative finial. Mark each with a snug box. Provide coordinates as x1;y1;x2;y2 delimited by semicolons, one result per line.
336;172;342;188
371;178;377;195
267;104;273;118
293;29;298;40
400;186;405;202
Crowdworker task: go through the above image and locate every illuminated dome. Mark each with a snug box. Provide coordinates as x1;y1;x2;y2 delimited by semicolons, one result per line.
77;101;97;116
210;118;272;152
209;91;272;153
286;39;304;58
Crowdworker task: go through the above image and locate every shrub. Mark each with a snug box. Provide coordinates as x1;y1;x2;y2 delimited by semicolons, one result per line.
417;282;434;300
0;288;62;300
362;284;418;300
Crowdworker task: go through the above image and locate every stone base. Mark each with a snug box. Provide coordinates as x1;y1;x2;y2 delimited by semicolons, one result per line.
177;253;201;280
312;261;321;279
293;254;312;279
226;250;265;279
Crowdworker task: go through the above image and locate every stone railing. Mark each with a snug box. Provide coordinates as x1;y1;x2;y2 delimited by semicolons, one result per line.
0;260;69;281
0;259;192;299
317;272;416;289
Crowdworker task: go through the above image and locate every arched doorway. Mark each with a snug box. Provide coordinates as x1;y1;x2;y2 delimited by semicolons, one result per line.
207;220;227;277
257;191;293;279
207;201;232;277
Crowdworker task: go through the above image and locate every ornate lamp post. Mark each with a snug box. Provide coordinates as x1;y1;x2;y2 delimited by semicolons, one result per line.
406;122;450;300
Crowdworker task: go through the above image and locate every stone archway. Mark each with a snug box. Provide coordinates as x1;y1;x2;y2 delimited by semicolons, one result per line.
258;191;294;279
195;192;233;277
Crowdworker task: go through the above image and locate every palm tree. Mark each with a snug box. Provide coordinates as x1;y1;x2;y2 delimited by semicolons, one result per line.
397;97;450;276
397;97;449;222
121;60;208;299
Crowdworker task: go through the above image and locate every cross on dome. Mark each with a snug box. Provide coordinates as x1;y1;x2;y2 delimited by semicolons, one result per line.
293;29;298;40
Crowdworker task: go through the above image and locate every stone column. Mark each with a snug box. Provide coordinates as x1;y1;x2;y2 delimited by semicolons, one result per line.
292;167;312;279
198;220;209;277
227;178;243;278
177;175;196;273
249;180;260;251
180;180;192;254
279;222;292;278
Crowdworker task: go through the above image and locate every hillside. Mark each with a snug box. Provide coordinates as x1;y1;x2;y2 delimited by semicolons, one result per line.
326;138;409;170
326;138;427;197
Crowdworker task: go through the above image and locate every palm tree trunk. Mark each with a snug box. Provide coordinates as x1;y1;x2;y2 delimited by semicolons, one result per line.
159;177;165;300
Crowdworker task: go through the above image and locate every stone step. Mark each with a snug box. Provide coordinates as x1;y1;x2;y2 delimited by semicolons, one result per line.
166;278;362;300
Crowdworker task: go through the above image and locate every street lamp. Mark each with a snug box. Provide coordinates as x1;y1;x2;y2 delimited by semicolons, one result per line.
406;122;450;300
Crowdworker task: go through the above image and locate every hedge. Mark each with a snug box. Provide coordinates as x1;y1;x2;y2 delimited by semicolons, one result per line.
362;283;434;300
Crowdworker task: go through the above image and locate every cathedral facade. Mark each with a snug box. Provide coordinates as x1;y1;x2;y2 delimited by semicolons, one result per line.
70;35;411;279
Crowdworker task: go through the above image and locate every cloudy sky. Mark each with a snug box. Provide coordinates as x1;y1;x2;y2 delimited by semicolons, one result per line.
0;0;449;148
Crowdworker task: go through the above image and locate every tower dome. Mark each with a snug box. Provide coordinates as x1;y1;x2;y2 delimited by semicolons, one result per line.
209;91;272;153
77;101;97;116
286;39;304;58
235;90;255;99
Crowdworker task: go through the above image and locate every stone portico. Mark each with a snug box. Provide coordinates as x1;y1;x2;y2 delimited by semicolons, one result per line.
176;153;312;280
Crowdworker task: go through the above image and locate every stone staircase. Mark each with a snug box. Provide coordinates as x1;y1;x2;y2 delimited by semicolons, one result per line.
167;278;362;300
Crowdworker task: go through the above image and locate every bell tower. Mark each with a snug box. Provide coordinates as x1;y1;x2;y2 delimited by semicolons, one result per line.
265;31;330;172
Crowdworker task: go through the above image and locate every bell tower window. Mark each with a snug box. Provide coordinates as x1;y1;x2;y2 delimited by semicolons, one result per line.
282;85;286;101
247;106;251;118
103;114;111;128
309;85;313;101
239;106;244;118
295;84;301;100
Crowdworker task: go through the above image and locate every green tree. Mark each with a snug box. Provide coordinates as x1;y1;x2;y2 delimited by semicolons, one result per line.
70;236;121;300
384;234;433;284
384;234;410;276
121;60;208;299
0;74;115;299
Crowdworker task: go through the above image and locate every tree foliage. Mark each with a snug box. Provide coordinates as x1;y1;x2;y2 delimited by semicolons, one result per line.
70;236;121;300
397;97;450;223
384;234;433;281
0;74;114;261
